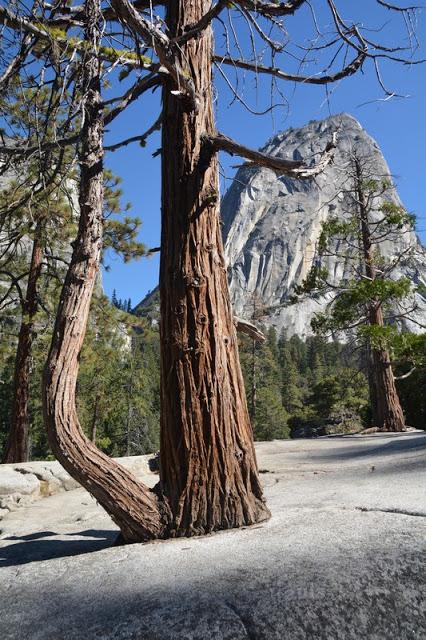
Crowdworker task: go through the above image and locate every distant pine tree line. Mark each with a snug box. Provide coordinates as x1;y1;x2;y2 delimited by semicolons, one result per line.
0;295;161;460
111;289;133;313
1;294;424;462
238;326;426;439
238;328;368;439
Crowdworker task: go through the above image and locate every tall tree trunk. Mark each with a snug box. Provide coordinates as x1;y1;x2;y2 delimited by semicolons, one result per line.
90;394;99;444
2;221;43;463
355;158;405;432
366;343;379;426
42;0;166;543
159;0;270;536
368;306;405;432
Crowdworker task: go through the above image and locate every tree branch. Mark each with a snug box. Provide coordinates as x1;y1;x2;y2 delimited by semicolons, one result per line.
105;116;162;152
45;0;165;24
208;132;337;178
394;366;417;380
0;5;155;70
110;0;198;110
104;74;161;124
233;0;307;17
174;1;227;45
214;49;366;85
234;316;266;343
376;1;423;11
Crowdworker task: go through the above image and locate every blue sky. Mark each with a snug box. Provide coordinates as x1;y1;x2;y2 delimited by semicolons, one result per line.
102;4;426;307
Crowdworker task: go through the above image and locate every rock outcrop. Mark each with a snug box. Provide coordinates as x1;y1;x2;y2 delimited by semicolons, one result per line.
221;113;426;336
0;455;155;521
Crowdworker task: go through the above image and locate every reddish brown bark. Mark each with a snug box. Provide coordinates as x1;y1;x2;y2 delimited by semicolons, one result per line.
370;347;406;432
42;0;268;544
2;222;43;463
42;0;166;543
356;158;405;433
159;0;270;536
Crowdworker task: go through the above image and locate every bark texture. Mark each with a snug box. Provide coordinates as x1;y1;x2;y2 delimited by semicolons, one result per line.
356;158;406;433
2;222;43;463
159;0;270;536
42;0;166;543
369;327;406;432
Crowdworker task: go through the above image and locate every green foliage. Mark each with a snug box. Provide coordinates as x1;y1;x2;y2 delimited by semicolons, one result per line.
318;217;357;252
393;332;426;367
293;264;329;296
238;328;368;438
312;278;413;335
294;157;417;351
103;171;147;263
393;333;426;430
396;366;426;430
0;356;14;454
76;299;160;456
309;369;369;426
357;324;399;351
254;387;289;440
379;201;415;229
0;295;162;459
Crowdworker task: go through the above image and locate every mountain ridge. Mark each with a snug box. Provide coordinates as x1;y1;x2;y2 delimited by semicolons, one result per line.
221;113;426;336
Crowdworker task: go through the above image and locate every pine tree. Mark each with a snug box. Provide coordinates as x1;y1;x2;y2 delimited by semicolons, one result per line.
278;331;304;415
296;151;417;432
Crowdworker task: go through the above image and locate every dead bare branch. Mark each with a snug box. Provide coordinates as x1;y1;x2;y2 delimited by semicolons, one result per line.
234;316;266;343
214;49;366;84
208;132;337;178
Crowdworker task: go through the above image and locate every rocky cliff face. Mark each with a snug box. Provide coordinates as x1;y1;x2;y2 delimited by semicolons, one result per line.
222;113;426;336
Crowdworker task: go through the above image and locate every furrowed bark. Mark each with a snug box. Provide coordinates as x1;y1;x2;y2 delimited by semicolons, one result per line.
159;0;270;537
369;322;406;432
42;0;166;543
2;221;43;463
356;158;406;433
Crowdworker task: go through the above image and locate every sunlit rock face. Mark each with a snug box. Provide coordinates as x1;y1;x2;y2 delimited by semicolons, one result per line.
222;113;426;337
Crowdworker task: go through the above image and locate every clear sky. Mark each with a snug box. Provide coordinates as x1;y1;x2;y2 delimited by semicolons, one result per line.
102;4;426;308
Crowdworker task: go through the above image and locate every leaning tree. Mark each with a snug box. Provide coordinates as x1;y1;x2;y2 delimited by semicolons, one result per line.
0;0;423;541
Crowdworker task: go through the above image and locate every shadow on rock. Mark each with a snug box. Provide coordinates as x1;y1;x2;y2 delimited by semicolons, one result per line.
311;433;426;465
0;529;117;567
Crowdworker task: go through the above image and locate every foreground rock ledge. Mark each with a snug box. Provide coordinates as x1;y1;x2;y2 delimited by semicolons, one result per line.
1;432;425;640
0;455;153;518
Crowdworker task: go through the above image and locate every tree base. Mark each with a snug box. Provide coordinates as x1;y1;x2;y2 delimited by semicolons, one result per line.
362;425;407;434
165;503;271;540
114;500;271;546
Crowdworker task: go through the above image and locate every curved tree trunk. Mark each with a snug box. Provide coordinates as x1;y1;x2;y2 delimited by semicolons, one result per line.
2;222;43;463
159;1;270;536
42;0;166;544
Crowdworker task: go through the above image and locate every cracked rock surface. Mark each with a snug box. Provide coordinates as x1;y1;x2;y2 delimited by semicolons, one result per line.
0;432;425;639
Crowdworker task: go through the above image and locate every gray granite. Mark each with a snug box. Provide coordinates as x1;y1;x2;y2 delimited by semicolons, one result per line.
222;113;426;336
0;433;425;639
